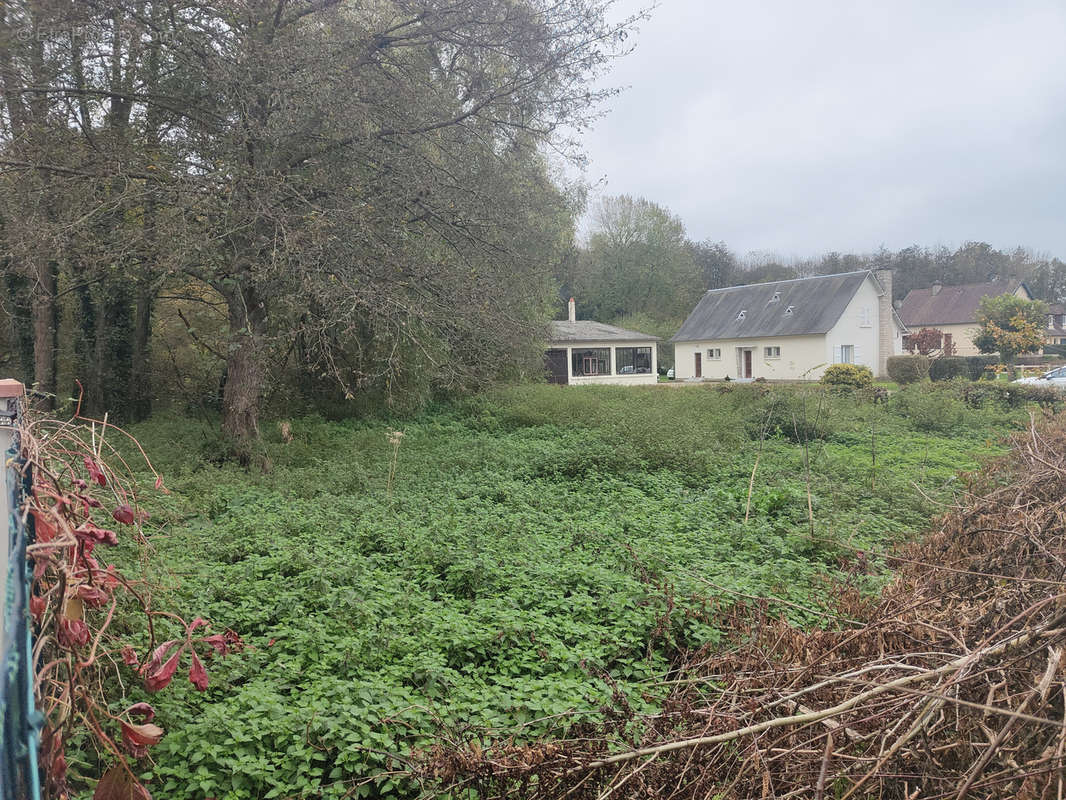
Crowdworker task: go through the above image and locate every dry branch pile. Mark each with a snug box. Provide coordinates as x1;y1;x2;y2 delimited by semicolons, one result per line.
413;414;1066;799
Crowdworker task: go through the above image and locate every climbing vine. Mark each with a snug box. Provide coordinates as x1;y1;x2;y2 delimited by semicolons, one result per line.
20;397;238;799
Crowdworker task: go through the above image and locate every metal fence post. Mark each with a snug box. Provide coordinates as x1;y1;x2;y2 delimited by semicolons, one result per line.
0;379;41;800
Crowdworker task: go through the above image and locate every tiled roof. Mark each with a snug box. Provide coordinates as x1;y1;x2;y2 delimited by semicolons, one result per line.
671;271;873;342
549;320;659;344
898;280;1024;326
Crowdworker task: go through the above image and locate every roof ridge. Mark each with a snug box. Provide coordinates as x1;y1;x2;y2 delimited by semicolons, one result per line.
703;270;870;294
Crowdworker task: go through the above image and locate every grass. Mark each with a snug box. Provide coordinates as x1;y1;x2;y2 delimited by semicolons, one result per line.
86;382;1039;799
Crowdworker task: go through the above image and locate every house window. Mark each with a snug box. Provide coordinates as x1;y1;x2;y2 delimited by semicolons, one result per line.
764;346;781;359
840;345;854;364
572;348;609;377
859;306;872;327
707;348;721;360
615;346;652;375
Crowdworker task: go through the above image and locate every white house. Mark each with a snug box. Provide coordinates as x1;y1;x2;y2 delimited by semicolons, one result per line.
545;299;659;385
672;270;906;381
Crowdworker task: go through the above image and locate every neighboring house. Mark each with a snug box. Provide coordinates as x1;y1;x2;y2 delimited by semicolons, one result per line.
671;270;905;381
897;279;1032;356
545;299;659;385
1045;303;1066;346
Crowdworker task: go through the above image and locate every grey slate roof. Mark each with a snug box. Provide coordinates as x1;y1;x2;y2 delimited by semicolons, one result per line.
672;271;873;342
549;320;659;344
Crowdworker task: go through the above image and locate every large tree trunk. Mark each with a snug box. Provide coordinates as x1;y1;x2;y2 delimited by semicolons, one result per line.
221;282;268;466
129;280;153;421
31;257;57;410
2;267;35;382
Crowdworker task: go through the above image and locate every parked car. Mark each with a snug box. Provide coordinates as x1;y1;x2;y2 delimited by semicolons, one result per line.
1013;365;1066;388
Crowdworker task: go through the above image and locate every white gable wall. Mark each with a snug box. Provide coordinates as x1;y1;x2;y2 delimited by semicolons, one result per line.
825;275;881;374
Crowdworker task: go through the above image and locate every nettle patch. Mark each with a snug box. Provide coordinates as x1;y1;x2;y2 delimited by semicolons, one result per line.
93;383;1037;799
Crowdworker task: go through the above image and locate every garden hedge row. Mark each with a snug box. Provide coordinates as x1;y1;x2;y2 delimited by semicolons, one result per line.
886;355;930;384
928;355;1000;382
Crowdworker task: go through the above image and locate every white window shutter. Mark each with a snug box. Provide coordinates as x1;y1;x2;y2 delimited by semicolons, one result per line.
854;344;862;365
833;346;842;364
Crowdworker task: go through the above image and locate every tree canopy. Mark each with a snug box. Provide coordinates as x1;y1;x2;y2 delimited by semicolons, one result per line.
973;294;1048;363
0;0;638;460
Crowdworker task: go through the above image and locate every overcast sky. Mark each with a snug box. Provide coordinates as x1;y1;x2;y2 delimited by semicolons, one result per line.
578;0;1066;260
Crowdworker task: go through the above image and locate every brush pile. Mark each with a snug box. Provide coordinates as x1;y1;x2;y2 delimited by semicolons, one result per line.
413;413;1066;799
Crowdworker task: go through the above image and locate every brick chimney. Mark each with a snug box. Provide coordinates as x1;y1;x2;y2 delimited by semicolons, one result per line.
568;297;576;323
874;270;894;378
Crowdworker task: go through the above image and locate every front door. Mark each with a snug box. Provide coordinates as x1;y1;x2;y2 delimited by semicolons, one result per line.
694;351;702;378
743;349;752;378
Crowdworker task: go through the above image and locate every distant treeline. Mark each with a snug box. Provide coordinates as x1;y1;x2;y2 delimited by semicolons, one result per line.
559;194;1066;339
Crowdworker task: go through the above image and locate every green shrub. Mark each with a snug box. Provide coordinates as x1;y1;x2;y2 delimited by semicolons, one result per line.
889;383;968;432
930;355;999;382
886;355;930;384
928;356;968;382
960;381;1064;409
821;364;873;390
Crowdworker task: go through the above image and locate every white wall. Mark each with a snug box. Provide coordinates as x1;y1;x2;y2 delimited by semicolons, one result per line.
674;335;829;380
673;275;905;381
556;339;659;385
826;276;881;372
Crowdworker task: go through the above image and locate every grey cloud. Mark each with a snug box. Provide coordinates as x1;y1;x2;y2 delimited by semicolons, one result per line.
580;0;1066;258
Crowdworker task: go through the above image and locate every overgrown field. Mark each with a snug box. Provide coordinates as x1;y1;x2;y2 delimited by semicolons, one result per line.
91;383;1050;798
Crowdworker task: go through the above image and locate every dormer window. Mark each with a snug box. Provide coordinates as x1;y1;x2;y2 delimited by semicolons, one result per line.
768;292;781;304
736;310;747;321
785;305;795;315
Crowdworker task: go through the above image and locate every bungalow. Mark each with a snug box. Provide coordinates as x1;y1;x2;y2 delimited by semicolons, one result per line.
671;270;906;380
545;299;659;385
897;279;1032;356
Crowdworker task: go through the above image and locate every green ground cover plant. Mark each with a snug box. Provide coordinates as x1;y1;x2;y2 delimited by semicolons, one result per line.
90;384;1047;799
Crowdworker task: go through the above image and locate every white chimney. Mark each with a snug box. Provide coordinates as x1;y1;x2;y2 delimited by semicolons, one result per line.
568;297;576;323
931;282;942;296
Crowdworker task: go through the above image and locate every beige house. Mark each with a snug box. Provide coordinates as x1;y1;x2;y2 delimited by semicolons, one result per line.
672;270;905;381
897;279;1032;356
1045;303;1066;347
545;299;659;385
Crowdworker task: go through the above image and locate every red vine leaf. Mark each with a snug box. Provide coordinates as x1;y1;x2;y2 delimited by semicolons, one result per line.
123;702;155;721
74;522;118;546
121;646;139;667
189;650;209;691
58;618;90;648
77;584;110;607
142;639;181;673
84;456;107;487
30;594;46;621
93;765;153;800
121;721;164;748
112;504;135;525
143;647;183;692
